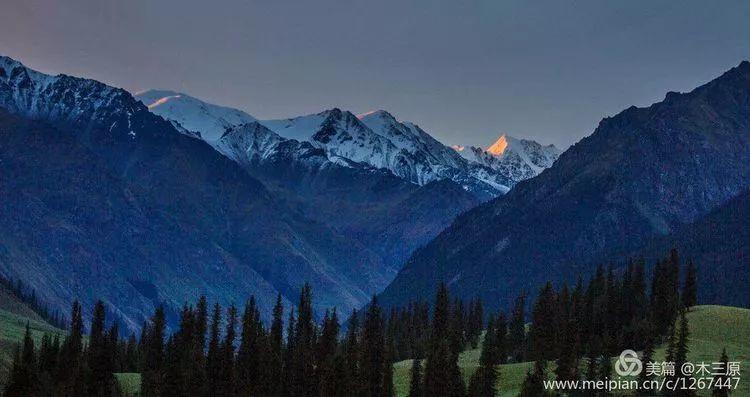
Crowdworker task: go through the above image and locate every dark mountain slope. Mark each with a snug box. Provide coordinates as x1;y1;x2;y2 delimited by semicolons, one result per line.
200;115;483;272
222;126;481;269
626;189;750;307
379;61;750;311
0;57;392;330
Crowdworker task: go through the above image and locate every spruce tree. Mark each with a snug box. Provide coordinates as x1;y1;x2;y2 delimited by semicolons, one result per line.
56;300;85;396
711;349;730;397
508;294;526;362
682;260;698;309
291;284;317;397
343;309;361;395
317;309;341;396
674;310;695;397
4;324;40;397
494;312;507;365
191;296;208;395
283;307;296;396
636;338;655;396
382;337;395;397
529;282;557;360
237;297;264;396
467;315;498;397
141;305;166;397
205;303;222;397
519;359;549;397
87;300;115;396
360;296;386;397
218;304;238;396
407;358;423;397
268;294;284;396
270;293;284;355
424;283;465;397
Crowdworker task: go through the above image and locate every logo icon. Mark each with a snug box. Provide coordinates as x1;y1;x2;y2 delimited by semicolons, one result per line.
615;349;642;377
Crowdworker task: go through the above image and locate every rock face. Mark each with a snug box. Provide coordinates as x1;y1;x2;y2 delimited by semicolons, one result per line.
0;56;396;331
378;61;750;313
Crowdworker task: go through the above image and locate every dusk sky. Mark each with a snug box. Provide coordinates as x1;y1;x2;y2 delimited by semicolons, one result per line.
2;0;749;149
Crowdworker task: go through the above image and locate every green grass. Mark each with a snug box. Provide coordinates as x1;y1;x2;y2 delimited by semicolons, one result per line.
393;305;750;396
114;372;141;396
0;307;64;388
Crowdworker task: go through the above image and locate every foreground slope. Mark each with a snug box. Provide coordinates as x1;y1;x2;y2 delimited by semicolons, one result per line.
380;61;750;312
0;284;63;387
393;306;750;397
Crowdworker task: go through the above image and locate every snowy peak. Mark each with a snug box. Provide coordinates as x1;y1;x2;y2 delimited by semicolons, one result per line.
453;134;561;182
215;121;287;163
136;89;256;142
0;55;144;139
486;134;511;155
132;82;558;199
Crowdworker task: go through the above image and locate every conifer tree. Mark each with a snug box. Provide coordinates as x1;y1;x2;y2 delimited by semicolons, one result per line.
205;303;223;397
529;282;557;360
360;296;387;397
56;300;85;396
494;312;508;365
190;296;208;394
283;307;296;396
270;293;284;355
267;293;284;396
382;337;395;397
682;260;698;309
711;349;730;397
4;324;40;397
450;298;466;355
636;338;655;396
519;359;549;397
407;358;423;397
318;309;346;397
141;305;166;397
123;333;139;373
508;294;526;363
87;300;115;396
424;283;465;397
237;297;264;396
290;284;317;396
674;310;695;397
343;309;361;394
218;304;237;396
467;315;498;397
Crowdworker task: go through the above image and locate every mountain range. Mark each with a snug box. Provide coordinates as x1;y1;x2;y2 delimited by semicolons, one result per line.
0;56;386;330
5;52;748;331
136;89;561;271
0;55;559;331
138;90;560;199
378;60;750;312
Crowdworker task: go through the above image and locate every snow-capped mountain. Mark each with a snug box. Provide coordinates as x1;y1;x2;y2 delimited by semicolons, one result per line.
137;89;256;141
0;56;141;138
453;135;561;183
135;86;558;198
262;109;405;171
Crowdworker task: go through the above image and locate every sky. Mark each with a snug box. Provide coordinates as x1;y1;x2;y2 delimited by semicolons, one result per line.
2;0;749;149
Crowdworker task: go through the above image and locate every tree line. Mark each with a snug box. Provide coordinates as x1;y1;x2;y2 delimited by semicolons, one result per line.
0;275;67;329
5;248;724;397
